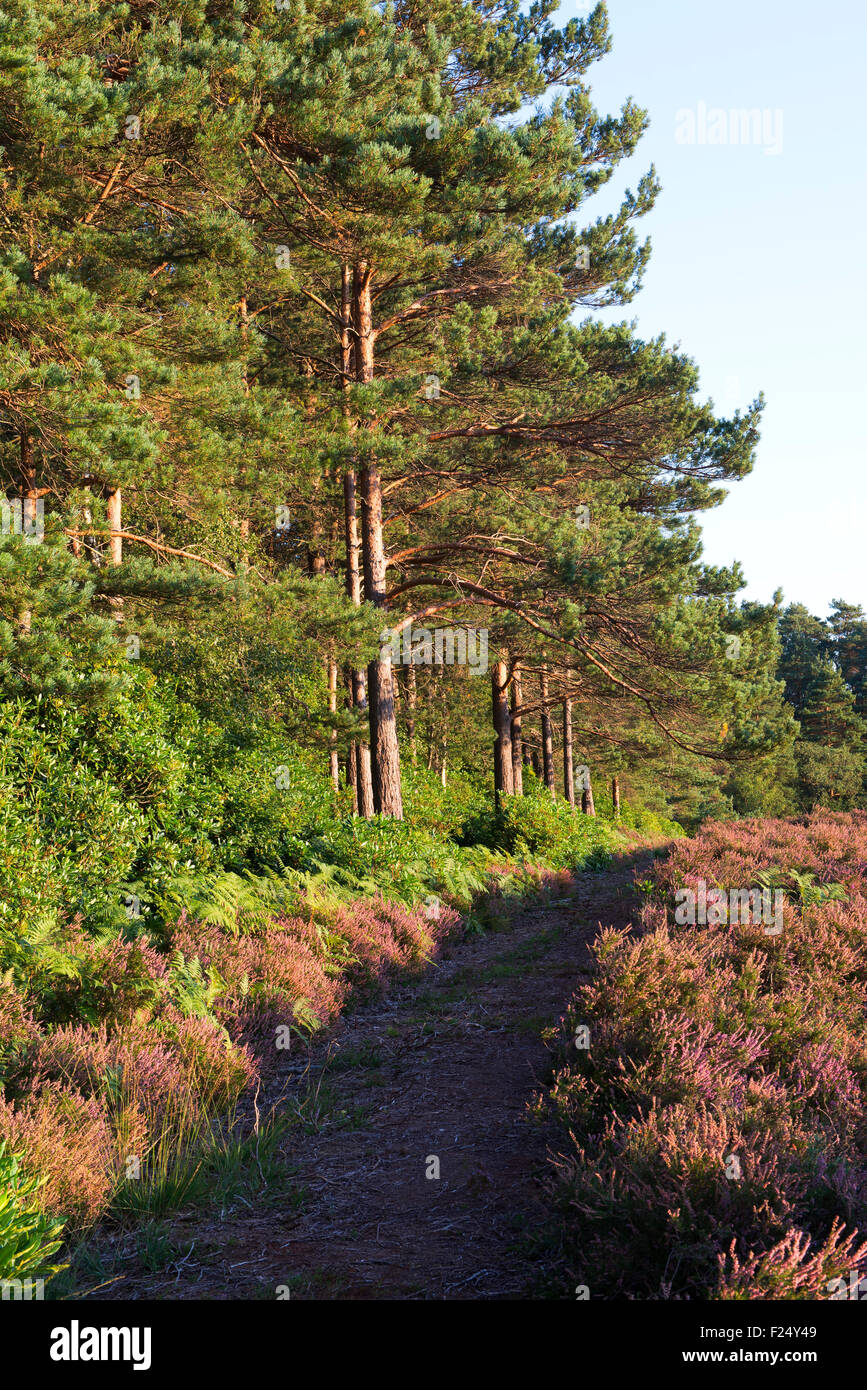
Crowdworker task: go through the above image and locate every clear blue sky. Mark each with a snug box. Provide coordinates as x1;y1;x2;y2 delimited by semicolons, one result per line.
555;0;866;618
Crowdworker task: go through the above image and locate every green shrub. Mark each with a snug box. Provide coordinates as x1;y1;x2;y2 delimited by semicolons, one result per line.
459;784;613;868
0;1141;66;1286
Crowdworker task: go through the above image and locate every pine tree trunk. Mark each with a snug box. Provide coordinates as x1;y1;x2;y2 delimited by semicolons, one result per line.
492;659;514;809
19;429;36;633
328;659;340;791
338;262;374;818
360;460;402;817
612;775;621;819
106;486;123;622
355;261;402;818
353;670;375;819
345;749;358;813
510;662;524;795
308;352;331;788
345;470;374;819
563;696;575;808
540;665;556;797
426;676;436;771
405;661;417;764
308;528;326;576
239;292;250;397
238;516;250;573
343;669;357;809
343;463;374;818
83;505;94;562
106;488;122;566
582;769;596;817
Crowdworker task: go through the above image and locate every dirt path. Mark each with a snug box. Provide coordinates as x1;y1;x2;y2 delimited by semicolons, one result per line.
94;847;655;1301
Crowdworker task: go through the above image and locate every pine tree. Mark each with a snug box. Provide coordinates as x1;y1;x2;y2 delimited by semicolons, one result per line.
829;599;867;719
1;3;378;773
198;0;658;815
778;604;832;714
796;661;865;808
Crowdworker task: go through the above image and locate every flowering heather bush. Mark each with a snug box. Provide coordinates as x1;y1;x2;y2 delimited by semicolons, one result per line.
331;894;456;990
542;811;867;1300
0;883;461;1231
0;1082;116;1225
169;1013;258;1103
718;1220;867;1301
172;894;457;1046
172;916;346;1046
33;1015;257;1121
0;983;41;1099
4;917;168;1029
0;1013;257;1227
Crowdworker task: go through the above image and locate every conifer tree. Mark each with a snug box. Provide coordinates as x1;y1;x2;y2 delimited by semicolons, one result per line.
202;0;658;815
796;660;865;809
829;599;867;719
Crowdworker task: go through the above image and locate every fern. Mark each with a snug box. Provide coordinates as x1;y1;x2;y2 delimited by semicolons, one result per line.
290;996;321;1035
167;950;227;1022
159;868;304;937
754;867;848;910
786;869;847;909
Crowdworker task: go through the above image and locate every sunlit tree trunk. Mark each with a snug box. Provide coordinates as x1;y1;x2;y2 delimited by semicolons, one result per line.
106;486;123;622
18;428;37;633
343;471;374;818
510;662;524;795
328;659;340;791
492;658;514;810
405;661;417;764
355;261;402;818
339;262;375;818
563;696;575;808
540;664;555;797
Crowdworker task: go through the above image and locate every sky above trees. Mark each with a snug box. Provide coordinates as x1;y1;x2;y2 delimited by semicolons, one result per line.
557;0;866;615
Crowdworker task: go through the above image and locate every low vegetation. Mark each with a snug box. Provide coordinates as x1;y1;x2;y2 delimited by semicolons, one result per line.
0;703;633;1289
540;810;867;1300
0;1;862;1306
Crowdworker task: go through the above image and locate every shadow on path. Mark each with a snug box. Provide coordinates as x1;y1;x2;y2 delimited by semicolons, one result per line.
95;846;662;1301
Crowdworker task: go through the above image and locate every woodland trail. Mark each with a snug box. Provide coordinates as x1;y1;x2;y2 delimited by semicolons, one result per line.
94;847;657;1301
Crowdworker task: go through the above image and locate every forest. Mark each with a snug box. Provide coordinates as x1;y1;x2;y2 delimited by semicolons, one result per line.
1;0;866;1315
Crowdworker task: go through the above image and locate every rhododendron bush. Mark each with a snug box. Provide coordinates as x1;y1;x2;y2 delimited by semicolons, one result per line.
542;811;867;1300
